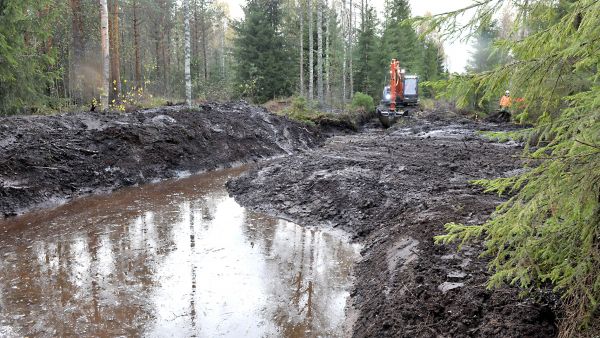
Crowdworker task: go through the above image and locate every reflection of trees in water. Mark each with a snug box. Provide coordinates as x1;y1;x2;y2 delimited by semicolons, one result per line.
188;202;198;333
267;225;357;337
0;169;247;336
241;210;279;256
0;170;358;337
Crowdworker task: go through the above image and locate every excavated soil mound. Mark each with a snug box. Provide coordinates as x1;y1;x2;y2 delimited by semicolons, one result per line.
0;102;322;217
227;111;557;337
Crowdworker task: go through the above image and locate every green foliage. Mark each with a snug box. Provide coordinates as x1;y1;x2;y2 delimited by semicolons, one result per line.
350;92;375;113
428;0;600;334
0;0;59;115
377;0;446;96
478;129;533;143
233;0;294;103
280;96;318;125
353;4;381;98
380;0;422;77
467;21;505;73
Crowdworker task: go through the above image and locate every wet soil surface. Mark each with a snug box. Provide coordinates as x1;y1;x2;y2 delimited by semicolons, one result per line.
0;102;321;217
228;111;558;337
0;167;359;337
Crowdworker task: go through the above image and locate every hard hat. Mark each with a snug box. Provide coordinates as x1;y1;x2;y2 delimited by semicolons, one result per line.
505;90;510;95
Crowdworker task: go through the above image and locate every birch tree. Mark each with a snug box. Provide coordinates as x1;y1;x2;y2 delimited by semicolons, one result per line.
348;0;353;99
100;0;110;109
325;0;331;106
316;0;323;106
183;0;192;106
308;0;314;101
298;0;304;97
342;0;347;104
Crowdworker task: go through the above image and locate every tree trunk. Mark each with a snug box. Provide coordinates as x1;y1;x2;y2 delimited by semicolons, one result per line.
349;0;353;99
220;18;225;79
325;0;330;106
183;0;192;106
317;0;323;106
100;0;110;110
200;0;208;82
133;0;141;89
70;0;84;103
308;0;314;101
193;0;199;58
342;0;347;105
109;0;121;103
299;0;304;97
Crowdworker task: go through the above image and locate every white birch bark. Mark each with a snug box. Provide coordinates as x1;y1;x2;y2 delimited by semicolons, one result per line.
100;0;110;110
308;0;314;101
349;0;353;99
183;0;192;106
325;0;330;106
299;0;304;97
317;0;323;106
342;0;347;105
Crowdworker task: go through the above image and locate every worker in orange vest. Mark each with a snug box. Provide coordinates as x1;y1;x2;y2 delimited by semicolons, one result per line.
497;90;512;121
499;90;512;112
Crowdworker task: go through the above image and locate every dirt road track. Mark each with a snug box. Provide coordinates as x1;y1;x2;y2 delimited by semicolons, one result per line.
228;111;558;337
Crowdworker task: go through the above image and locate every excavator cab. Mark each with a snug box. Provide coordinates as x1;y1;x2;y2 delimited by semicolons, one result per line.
403;75;419;105
377;59;419;128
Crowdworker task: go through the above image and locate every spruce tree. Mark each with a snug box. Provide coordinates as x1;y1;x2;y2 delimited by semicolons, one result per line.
353;4;380;98
428;0;600;334
379;0;421;79
466;22;503;73
0;0;57;114
233;0;294;103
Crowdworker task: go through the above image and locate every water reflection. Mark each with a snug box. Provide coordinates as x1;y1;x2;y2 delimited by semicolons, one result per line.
0;168;359;337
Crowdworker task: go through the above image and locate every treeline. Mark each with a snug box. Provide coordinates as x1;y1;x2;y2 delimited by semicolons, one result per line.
234;0;447;106
1;0;230;115
0;0;445;115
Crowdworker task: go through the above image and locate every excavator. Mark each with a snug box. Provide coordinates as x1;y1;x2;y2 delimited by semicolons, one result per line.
376;59;419;128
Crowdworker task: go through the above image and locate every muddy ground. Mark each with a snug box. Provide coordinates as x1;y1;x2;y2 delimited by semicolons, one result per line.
0;102;322;217
227;111;558;337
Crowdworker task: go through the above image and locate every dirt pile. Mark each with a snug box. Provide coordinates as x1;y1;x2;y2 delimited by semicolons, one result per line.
0;102;322;217
227;111;557;337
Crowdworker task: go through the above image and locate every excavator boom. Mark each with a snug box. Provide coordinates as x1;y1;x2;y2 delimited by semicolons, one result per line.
376;59;419;128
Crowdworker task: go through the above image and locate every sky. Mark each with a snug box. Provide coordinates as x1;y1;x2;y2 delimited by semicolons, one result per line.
225;0;475;73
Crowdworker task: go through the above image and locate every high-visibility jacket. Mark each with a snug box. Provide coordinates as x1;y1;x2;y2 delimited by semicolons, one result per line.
500;95;512;108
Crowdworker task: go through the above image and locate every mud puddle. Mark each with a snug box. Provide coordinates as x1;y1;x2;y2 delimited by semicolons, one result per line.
0;167;359;337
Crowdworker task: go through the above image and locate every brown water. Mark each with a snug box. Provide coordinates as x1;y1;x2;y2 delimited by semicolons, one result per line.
0;168;359;337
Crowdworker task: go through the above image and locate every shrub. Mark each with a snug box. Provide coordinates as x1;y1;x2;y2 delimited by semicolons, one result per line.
350;92;375;113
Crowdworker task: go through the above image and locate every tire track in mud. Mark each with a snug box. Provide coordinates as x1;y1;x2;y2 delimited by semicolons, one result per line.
227;111;558;338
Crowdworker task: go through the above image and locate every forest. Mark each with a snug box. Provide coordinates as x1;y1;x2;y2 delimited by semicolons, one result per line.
0;0;446;114
0;0;599;337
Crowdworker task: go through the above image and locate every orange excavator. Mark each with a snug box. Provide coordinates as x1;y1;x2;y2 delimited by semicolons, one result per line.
376;59;419;128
